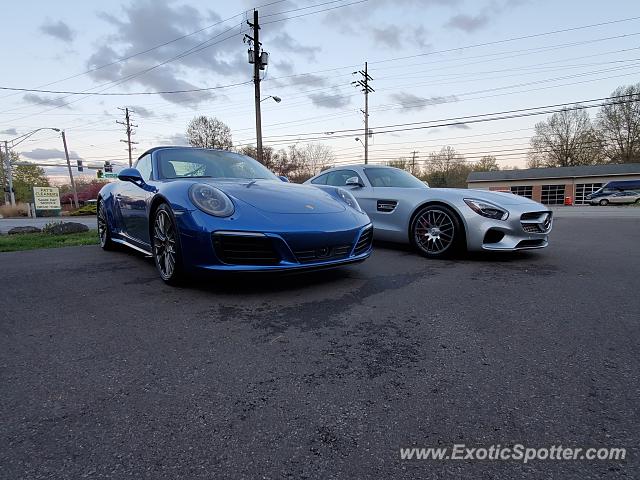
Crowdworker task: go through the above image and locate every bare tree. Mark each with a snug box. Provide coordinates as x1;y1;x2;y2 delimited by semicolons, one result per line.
528;106;603;168
474;155;500;172
186;116;233;150
302;143;335;177
597;83;640;163
424;146;472;187
387;158;411;171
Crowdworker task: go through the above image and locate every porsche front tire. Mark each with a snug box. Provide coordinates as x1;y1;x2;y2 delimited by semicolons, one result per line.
97;200;117;251
152;203;185;285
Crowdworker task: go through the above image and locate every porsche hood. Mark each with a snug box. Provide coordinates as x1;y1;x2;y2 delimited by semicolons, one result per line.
201;179;346;214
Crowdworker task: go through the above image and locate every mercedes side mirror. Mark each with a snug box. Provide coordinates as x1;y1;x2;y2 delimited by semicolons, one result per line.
345;177;363;187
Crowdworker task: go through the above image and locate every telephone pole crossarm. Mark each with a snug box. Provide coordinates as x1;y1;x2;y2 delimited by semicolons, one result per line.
117;107;137;167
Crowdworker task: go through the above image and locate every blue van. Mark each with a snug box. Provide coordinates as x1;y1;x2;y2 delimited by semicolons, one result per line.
585;180;640;200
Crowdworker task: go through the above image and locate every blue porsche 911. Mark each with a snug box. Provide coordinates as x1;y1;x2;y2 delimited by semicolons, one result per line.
97;146;373;283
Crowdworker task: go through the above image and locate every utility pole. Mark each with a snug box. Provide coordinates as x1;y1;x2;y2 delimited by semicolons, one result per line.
4;140;15;206
61;131;79;208
246;10;269;163
352;62;374;164
411;150;419;175
117;107;138;167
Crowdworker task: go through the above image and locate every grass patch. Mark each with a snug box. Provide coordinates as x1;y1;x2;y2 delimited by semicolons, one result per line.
0;230;99;252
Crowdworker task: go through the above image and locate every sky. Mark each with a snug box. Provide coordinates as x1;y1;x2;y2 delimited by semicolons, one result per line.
1;0;639;181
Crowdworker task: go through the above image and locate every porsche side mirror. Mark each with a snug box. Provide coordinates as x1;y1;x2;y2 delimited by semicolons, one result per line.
118;168;144;184
345;176;363;187
278;175;289;182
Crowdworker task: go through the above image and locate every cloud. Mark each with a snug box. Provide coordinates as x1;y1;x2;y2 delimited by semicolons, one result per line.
22;148;79;160
449;123;471;130
85;0;252;106
445;0;528;33
269;32;321;61
274;60;294;76
287;74;328;88
130;106;154;118
0;128;18;135
372;26;402;49
270;72;329;90
371;24;431;50
413;26;430;50
160;133;189;146
22;93;70;108
323;0;457;41
445;13;490;32
389;92;458;111
308;89;351;109
40;19;75;43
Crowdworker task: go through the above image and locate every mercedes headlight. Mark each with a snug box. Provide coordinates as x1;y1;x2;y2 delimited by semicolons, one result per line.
189;184;235;217
464;198;508;220
336;188;363;212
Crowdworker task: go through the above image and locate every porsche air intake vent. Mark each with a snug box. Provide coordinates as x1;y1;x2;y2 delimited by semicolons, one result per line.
212;233;280;265
294;245;352;264
354;226;373;255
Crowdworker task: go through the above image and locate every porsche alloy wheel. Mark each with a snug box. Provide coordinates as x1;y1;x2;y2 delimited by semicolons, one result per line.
97;201;116;250
152;204;184;283
411;205;462;258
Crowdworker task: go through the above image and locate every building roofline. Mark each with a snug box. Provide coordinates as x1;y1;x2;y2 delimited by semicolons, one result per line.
466;163;640;183
467;171;640;182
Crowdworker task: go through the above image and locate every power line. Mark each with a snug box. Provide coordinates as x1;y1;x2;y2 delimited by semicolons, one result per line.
248;93;640;141
369;16;640;66
0;81;253;96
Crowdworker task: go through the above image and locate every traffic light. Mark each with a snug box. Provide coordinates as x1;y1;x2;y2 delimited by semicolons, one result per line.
104;161;113;173
77;159;83;172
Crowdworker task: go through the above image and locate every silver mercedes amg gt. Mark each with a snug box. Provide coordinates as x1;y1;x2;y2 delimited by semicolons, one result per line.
305;165;553;258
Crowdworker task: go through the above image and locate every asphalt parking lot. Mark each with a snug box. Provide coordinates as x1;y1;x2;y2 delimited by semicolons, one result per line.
1;213;639;479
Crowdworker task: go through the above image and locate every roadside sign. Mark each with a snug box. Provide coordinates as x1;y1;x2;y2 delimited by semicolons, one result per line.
98;171;118;179
33;186;61;217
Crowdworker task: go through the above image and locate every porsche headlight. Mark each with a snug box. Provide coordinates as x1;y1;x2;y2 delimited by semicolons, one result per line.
464;198;508;220
336;188;363;212
189;184;235;217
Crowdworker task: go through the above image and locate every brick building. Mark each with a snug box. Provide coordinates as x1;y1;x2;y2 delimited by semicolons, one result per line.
466;163;640;205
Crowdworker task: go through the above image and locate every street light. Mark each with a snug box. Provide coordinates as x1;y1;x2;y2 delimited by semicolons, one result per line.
355;137;365;148
261;95;281;103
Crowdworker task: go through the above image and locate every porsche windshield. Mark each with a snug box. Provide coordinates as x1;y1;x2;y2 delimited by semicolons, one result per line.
156;148;278;180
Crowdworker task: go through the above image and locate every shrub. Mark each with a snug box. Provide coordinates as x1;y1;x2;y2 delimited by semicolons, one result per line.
70;204;97;216
0;203;29;218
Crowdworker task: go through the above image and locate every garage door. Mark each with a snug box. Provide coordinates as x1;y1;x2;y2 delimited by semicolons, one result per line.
575;183;603;205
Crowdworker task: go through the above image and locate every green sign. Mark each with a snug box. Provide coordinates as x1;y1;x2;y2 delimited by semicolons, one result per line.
98;171;118;179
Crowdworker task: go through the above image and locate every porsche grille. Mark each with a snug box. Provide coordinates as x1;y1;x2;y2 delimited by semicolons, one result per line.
212;234;280;265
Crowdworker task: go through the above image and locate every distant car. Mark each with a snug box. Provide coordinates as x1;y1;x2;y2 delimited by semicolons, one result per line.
585;180;640;201
305;165;553;258
588;191;640;206
97;147;372;283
